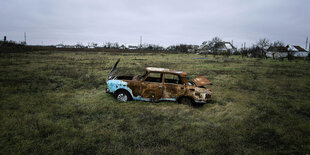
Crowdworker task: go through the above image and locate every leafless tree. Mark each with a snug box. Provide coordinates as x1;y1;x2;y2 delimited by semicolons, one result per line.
209;37;222;49
272;40;285;47
255;38;271;58
201;36;223;53
211;36;222;43
256;38;270;49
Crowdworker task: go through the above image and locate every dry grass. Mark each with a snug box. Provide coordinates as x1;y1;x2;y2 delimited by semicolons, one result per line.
0;51;309;154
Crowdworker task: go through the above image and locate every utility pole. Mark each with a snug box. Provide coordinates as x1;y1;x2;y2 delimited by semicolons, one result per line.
306;36;308;50
140;36;142;49
24;32;26;45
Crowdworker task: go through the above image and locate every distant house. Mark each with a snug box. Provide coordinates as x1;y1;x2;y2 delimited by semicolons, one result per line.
64;45;75;48
187;45;199;53
198;41;236;54
198;42;211;53
266;45;309;59
75;44;84;48
219;42;237;53
128;45;138;50
174;45;200;53
87;43;98;49
166;45;176;51
288;45;308;58
119;45;127;49
56;44;64;48
266;46;288;59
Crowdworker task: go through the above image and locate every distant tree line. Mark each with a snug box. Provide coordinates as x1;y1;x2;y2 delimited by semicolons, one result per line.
2;35;309;61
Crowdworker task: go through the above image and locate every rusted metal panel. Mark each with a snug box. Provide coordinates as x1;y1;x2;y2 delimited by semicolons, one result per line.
141;82;163;100
191;76;212;87
126;80;141;97
163;83;185;99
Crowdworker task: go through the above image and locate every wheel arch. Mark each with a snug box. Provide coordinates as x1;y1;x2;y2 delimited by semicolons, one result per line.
114;88;133;100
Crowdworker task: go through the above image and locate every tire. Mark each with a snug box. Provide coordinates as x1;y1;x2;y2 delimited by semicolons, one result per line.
114;90;131;102
178;97;194;106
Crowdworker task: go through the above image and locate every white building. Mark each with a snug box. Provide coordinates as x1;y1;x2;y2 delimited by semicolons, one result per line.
288;45;309;58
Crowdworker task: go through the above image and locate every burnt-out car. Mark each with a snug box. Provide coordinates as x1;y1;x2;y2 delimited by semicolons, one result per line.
106;59;212;105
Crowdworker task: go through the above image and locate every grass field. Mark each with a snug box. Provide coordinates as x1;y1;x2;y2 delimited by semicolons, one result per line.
0;50;310;154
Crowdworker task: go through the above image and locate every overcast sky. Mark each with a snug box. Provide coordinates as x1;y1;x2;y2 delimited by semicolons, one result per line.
0;0;309;48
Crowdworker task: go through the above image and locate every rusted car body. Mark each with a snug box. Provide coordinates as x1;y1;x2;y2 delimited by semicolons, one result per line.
106;59;212;105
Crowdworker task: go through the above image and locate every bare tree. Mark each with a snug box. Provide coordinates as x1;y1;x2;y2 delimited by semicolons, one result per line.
256;38;270;58
256;38;270;49
211;36;222;43
272;40;285;47
209;37;222;49
201;36;223;52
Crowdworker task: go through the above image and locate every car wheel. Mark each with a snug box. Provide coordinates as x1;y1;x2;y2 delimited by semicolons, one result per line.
114;90;131;102
179;97;193;106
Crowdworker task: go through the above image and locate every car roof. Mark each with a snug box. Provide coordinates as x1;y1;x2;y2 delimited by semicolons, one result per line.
146;67;187;76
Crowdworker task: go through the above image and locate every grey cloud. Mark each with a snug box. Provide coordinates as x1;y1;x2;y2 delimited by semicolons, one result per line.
0;0;309;47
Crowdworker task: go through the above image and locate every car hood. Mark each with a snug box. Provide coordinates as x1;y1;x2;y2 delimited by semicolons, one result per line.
190;76;212;87
107;58;120;80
